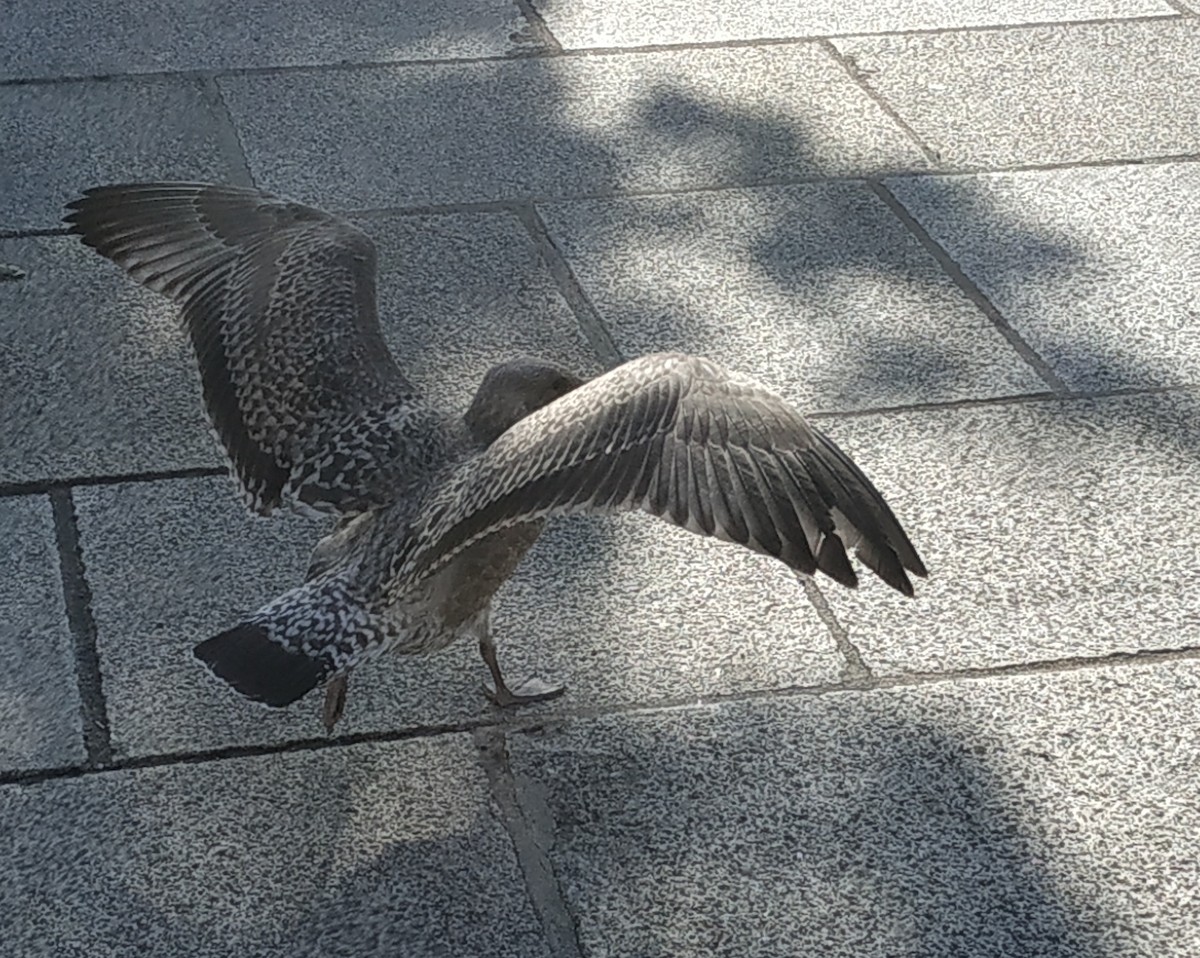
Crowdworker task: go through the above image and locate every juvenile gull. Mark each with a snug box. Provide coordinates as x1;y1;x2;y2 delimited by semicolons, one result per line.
66;182;927;731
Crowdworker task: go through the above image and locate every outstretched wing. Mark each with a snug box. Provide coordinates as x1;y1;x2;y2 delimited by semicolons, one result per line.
65;182;439;516
399;353;927;596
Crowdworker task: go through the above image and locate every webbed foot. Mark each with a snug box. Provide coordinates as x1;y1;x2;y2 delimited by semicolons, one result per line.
480;676;566;709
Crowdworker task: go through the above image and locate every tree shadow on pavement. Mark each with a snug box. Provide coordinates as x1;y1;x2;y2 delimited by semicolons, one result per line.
506;702;1125;958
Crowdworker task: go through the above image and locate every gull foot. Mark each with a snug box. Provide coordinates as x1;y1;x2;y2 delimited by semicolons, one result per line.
480;676;566;709
322;674;349;734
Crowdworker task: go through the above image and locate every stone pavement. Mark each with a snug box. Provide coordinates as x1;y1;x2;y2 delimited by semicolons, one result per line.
2;2;1199;955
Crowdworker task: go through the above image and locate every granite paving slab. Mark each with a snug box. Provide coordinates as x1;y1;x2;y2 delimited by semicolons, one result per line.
1;0;541;81
509;660;1200;957
817;391;1200;674
1;736;551;957
216;46;929;210
886;163;1200;390
0;235;223;484
0;496;83;773
0;77;234;231
531;0;1176;50
537;182;1052;412
833;20;1200;167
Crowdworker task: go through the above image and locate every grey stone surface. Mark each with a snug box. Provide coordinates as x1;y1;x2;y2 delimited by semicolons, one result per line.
0;78;234;231
887;163;1200;390
533;0;1174;49
510;660;1200;957
834;20;1200;167
817;391;1200;674
217;47;929;210
1;0;540;81
75;476;842;757
0;497;83;772
0;735;552;957
353;211;601;411
0;212;592;484
538;182;1049;412
0;235;223;483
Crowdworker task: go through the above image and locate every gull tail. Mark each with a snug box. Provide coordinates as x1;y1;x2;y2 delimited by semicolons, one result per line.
193;576;382;708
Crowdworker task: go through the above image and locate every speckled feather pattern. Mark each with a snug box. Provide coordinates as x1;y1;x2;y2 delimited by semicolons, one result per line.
64;182;446;517
66;182;927;706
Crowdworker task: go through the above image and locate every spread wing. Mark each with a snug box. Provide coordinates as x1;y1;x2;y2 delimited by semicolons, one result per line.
400;353;927;595
65;182;440;516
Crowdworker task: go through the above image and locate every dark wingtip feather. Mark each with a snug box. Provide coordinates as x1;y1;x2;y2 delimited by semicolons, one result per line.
194;623;328;707
815;533;858;590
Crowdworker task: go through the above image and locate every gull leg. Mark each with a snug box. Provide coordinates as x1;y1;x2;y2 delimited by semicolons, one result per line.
322;673;349;734
476;612;565;708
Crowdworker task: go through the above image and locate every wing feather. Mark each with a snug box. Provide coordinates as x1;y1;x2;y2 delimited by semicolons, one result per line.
66;181;437;516
399;353;926;596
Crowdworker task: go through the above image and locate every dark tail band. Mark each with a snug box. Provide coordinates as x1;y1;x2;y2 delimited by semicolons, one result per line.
194;623;330;707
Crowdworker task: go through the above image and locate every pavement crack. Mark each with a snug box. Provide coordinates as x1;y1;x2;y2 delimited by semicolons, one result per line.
474;727;583;958
869;180;1070;394
803;578;876;686
515;202;624;369
818;40;942;166
0;466;226;499
49;487;113;768
200;75;255;188
511;0;564;54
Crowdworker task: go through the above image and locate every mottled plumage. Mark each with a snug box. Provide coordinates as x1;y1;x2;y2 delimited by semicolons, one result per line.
66;182;928;730
65;182;444;517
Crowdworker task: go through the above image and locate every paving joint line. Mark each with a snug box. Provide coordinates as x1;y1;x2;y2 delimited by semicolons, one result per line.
514;202;624;368
524;12;1186;55
474;728;584;957
807;384;1198;421
1163;0;1196;16
0;12;1188;88
199;74;255;188
869;180;1069;393
0;226;70;240
49;487;113;769
802;578;875;686
818;40;941;166
6;155;1200;239
350;199;524;218
5;642;1197;789
0;466;225;500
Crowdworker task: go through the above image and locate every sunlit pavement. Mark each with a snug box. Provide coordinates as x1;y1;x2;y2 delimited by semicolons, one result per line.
3;3;1199;955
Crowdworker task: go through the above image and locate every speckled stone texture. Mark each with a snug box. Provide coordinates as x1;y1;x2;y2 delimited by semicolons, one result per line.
817;391;1200;673
0;78;234;231
0;235;223;483
0;497;83;773
532;0;1174;49
74;477;843;757
216;46;929;210
0;736;552;958
1;0;541;80
509;661;1200;958
834;20;1200;167
886;163;1200;390
0;212;591;484
537;182;1050;411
